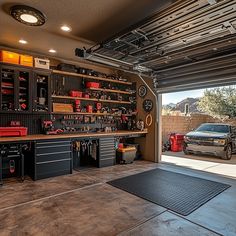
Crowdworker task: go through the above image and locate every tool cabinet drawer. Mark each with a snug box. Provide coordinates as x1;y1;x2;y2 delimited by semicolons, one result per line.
35;160;71;180
36;151;71;163
36;145;71;155
35;140;71;155
98;157;115;168
36;140;71;147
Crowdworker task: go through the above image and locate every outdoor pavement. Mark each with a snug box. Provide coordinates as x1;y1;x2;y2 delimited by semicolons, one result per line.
162;151;236;179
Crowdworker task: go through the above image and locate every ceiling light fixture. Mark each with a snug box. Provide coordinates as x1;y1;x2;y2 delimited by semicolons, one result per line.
19;39;28;44
49;49;56;53
10;5;46;26
61;25;72;32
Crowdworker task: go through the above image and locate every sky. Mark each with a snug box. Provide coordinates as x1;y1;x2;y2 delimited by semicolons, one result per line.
162;89;205;105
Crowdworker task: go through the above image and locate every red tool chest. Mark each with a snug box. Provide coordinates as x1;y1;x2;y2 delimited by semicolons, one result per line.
0;127;28;137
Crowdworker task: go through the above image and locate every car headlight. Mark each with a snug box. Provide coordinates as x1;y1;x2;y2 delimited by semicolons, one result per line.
213;139;226;145
184;136;190;142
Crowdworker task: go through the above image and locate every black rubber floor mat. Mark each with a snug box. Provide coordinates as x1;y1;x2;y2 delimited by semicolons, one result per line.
108;168;230;216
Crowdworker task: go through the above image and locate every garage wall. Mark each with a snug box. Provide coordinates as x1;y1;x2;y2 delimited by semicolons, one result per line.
123;72;157;162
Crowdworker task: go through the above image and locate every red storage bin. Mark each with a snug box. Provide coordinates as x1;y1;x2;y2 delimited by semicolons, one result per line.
70;90;82;97
169;133;185;152
0;127;28;137
86;82;100;88
83;93;90;98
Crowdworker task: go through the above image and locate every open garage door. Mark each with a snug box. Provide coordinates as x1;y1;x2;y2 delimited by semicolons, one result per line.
153;52;236;94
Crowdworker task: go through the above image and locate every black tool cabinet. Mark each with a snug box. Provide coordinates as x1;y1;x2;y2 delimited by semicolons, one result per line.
99;137;116;167
32;139;72;180
0;143;25;184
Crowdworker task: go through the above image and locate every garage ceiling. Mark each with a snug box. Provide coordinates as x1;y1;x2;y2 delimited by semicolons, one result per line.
84;0;236;89
0;0;174;61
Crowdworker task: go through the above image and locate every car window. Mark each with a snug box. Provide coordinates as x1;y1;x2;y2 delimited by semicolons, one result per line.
196;124;230;133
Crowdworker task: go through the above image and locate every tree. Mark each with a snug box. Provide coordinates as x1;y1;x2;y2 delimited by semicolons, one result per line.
198;86;236;118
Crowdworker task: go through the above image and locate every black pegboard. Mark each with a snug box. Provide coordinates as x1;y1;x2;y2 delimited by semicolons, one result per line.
0;113;50;134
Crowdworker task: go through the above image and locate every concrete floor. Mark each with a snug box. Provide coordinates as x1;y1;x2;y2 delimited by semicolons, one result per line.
162;151;236;179
0;161;236;236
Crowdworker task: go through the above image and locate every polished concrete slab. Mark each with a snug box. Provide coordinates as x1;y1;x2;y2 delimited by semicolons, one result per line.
0;161;235;236
0;184;166;235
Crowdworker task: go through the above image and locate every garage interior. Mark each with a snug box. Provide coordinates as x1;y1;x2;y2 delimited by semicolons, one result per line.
0;0;236;235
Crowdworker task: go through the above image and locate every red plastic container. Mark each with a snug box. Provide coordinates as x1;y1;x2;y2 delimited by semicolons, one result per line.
169;133;185;152
0;127;28;137
86;82;100;88
70;90;82;97
86;105;93;113
1;89;13;94
83;93;90;98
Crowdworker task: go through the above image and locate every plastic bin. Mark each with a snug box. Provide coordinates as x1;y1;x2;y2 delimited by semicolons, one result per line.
86;82;100;88
116;147;136;164
19;54;33;67
0;50;20;65
169;133;185;152
70;90;83;97
124;143;141;159
34;58;50;69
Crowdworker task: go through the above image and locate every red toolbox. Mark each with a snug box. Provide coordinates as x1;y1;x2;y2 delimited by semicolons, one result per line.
0;127;28;137
70;90;83;97
86;82;100;88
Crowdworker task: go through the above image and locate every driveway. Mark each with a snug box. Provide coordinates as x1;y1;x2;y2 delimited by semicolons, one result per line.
162;151;236;179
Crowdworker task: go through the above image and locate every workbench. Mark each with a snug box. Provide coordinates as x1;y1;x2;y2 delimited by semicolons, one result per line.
0;130;147;143
0;130;147;181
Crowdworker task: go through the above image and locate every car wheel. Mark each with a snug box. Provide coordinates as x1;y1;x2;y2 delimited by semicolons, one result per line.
222;144;232;160
183;146;190;155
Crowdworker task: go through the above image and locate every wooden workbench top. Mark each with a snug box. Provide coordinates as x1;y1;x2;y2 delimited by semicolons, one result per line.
0;130;147;143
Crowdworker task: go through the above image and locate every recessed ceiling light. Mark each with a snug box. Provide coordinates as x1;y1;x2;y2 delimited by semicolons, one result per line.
61;25;72;32
10;5;46;26
19;39;28;44
20;14;38;23
49;49;56;53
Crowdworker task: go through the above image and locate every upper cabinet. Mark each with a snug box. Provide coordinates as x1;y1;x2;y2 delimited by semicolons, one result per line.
0;64;31;113
32;70;51;113
0;63;51;114
0;65;16;112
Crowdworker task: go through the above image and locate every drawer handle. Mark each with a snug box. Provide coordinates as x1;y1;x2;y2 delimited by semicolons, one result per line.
37;144;70;149
37;151;71;156
36;158;71;165
37;141;71;145
100;157;114;161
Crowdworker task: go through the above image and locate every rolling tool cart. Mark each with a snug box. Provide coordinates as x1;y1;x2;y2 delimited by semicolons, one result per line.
0;144;25;185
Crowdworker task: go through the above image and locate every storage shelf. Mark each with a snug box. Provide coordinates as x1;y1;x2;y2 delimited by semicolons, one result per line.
52;95;98;102
88;87;134;95
52;70;133;85
52;112;133;116
52;95;132;104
